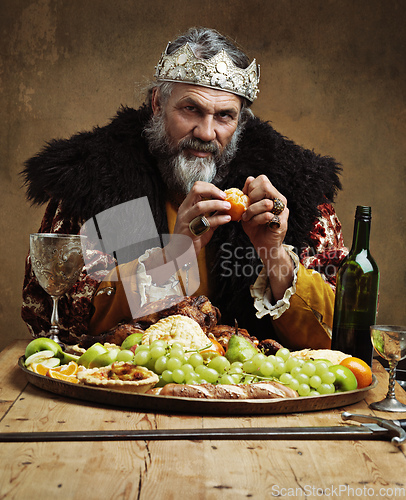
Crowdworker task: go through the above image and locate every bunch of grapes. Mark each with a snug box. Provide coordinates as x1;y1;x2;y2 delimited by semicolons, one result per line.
127;341;338;396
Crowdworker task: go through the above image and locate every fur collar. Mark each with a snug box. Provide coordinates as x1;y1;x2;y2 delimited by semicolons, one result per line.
22;104;341;248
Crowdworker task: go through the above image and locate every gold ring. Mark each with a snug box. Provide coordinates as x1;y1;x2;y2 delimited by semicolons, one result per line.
189;215;210;237
268;215;281;229
271;198;285;215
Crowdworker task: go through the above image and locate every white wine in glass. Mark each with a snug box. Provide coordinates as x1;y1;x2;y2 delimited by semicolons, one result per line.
370;325;406;412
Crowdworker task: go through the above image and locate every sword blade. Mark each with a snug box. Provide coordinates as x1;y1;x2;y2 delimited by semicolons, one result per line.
0;425;385;443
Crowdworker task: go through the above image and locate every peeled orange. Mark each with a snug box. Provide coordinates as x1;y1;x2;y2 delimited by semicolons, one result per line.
224;188;250;221
340;357;373;389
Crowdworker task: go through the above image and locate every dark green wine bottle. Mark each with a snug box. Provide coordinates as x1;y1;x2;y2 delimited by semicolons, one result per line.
331;206;379;366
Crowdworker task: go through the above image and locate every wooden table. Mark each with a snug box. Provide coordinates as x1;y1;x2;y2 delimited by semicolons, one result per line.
1;340;405;499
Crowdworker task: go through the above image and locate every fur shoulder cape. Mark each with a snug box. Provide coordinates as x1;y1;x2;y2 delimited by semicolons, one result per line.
22;104;341;248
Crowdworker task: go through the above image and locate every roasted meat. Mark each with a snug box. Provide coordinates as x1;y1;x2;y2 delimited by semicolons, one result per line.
135;295;221;333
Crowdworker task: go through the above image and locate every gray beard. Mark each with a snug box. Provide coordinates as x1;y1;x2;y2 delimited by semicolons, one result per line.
144;112;242;196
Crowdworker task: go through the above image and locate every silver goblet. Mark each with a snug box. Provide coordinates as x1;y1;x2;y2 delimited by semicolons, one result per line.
370;325;406;412
30;233;85;345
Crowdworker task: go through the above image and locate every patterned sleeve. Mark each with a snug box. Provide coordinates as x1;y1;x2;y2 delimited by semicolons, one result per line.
21;200;115;342
299;202;348;289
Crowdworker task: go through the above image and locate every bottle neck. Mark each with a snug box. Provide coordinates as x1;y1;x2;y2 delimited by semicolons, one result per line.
350;207;371;253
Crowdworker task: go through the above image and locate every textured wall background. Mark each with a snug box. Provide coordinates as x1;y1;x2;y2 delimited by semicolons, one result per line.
1;0;405;351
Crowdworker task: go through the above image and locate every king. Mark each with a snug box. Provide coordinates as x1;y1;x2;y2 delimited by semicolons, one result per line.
22;27;347;351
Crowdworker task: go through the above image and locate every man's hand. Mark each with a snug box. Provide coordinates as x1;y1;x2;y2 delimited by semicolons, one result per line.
172;181;232;256
241;175;294;301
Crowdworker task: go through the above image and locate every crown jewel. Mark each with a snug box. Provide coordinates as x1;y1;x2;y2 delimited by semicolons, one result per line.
155;43;260;102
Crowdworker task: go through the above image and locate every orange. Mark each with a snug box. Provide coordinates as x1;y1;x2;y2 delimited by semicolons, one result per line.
31;363;52;376
340;357;373;389
200;337;225;362
224;188;250;221
47;369;79;384
48;361;79;376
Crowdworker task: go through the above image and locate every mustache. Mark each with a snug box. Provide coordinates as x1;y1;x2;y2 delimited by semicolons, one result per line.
179;137;220;155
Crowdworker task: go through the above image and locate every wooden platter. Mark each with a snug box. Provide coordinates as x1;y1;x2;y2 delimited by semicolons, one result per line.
18;357;378;415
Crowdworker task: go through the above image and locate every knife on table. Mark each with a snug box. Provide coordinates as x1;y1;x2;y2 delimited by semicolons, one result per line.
1;413;405;446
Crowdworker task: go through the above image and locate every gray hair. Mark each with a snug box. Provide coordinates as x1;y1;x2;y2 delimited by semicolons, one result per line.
146;27;254;120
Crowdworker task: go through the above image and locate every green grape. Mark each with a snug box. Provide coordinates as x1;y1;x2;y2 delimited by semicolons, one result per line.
188;352;204;368
116;350;134;363
171;342;184;351
259;360;274;377
185;373;200;384
150;340;167;349
150;345;166;360
172;368;186;384
279;372;294;385
134;349;151;366
230;361;244;369
219;374;235;385
242;360;258;374
154;355;168;374
273;361;286;377
180;363;194;376
309;390;320;396
169;350;185;361
266;355;276;364
208;356;230;373
167;357;183;371
315;361;330;377
252;353;267;365
134;344;150;354
295;372;310;385
318;383;335;395
273;355;285;365
321;371;336;384
290;366;302;377
309;375;322;389
194;364;207;376
298;383;311;397
284;356;301;372
288;378;300;391
203;367;219;384
302;361;317;377
162;369;173;383
146;357;156;371
230;373;242;384
276;348;290;361
228;366;243;375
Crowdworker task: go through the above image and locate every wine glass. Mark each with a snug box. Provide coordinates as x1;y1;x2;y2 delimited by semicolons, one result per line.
370;325;406;412
30;233;85;346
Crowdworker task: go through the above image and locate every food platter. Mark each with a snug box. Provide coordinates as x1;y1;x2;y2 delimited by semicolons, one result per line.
18;357;377;415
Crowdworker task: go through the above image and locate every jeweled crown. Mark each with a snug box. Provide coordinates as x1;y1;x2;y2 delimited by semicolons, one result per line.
155;42;260;102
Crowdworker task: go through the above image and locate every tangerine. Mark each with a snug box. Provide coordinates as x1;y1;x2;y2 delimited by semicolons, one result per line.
49;361;79;376
340;357;373;389
224;188;250;221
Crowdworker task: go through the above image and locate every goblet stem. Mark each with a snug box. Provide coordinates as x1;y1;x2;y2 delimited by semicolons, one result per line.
386;360;398;400
49;295;62;344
